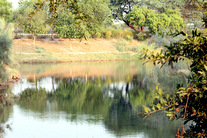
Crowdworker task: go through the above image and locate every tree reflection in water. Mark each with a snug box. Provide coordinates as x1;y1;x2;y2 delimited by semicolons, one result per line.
17;74;182;137
0;87;14;137
5;61;188;137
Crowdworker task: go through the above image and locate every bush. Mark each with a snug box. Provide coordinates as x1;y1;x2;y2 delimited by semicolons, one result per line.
148;30;186;48
0;19;13;64
143;29;207;137
122;30;133;38
115;39;130;52
0;19;13;82
105;31;112;39
93;29;134;40
93;32;102;38
135;33;146;41
124;35;133;41
111;29;122;38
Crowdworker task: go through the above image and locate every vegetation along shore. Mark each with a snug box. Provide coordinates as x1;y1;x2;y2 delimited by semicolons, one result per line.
0;0;206;137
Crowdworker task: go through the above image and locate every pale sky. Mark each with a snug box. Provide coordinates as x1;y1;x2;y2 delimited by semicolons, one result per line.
7;0;20;9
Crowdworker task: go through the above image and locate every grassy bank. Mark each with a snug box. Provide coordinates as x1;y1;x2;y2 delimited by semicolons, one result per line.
14;53;140;63
12;38;159;63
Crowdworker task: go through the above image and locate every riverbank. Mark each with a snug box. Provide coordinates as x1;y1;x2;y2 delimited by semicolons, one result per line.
12;38;150;63
0;64;21;87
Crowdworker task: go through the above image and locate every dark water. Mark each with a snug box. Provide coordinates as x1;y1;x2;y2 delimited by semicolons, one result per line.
0;61;189;138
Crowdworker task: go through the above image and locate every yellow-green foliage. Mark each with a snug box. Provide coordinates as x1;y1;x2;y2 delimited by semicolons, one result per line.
111;29;122;38
93;32;102;38
0;19;13;63
105;31;112;39
101;29;134;39
91;29;134;39
0;18;13;82
122;30;133;40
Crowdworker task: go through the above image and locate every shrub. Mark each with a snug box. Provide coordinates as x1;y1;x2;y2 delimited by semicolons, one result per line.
122;30;133;38
0;19;13;64
143;29;207;137
0;19;13;82
124;35;133;41
148;30;186;48
93;32;102;38
115;39;130;52
105;31;112;39
135;33;146;41
111;29;122;38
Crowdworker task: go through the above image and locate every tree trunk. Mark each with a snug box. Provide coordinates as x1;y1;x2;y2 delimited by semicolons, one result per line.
141;26;144;32
68;38;72;51
51;29;55;40
123;20;141;32
33;34;37;47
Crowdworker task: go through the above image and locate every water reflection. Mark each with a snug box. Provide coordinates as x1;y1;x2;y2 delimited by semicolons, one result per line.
4;61;188;137
0;87;14;138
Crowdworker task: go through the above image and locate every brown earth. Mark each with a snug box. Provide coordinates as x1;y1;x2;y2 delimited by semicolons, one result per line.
12;38;142;63
12;38;140;53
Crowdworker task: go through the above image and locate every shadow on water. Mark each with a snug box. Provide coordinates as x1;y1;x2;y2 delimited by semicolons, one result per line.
1;60;189;137
0;87;14;138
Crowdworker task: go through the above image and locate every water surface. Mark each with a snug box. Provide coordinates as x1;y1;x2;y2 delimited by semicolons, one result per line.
1;61;188;138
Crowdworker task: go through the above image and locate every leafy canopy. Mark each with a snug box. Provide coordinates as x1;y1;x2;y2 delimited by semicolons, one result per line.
125;6;184;34
55;0;111;39
14;0;48;36
0;0;12;21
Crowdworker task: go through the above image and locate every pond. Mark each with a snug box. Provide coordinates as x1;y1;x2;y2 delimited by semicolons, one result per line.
0;61;189;138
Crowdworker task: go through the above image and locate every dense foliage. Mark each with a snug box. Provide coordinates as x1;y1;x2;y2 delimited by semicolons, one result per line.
31;0;203;36
125;6;184;34
1;0;206;136
0;18;13;82
55;0;111;40
143;29;207;137
14;0;48;46
0;0;12;22
110;0;204;31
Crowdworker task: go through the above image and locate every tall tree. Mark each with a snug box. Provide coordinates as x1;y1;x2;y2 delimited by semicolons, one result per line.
0;0;12;21
55;0;111;40
31;0;205;31
125;6;184;34
55;7;78;50
30;0;111;39
14;0;48;47
110;0;206;31
110;0;186;31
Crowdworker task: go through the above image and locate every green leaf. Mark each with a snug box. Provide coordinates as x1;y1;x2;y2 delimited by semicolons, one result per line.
152;106;155;111
143;105;151;113
156;103;161;110
166;94;169;100
156;84;160;91
204;64;207;71
158;89;162;95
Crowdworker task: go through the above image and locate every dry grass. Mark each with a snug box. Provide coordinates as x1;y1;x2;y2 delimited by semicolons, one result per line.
12;38;143;63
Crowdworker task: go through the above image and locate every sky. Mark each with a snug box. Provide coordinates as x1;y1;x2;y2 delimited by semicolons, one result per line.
7;0;20;9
